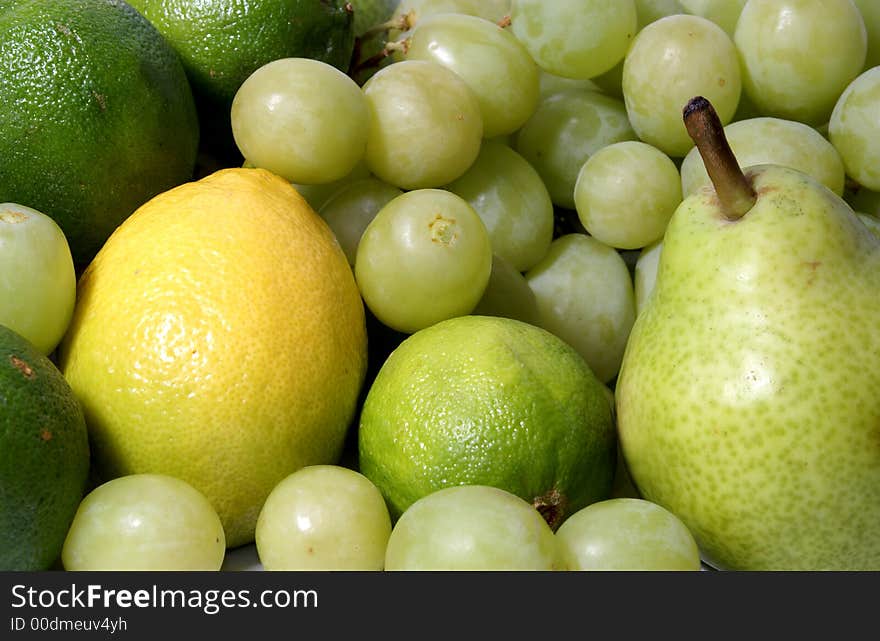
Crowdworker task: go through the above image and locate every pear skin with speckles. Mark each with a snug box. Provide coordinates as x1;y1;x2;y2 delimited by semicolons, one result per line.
615;164;880;571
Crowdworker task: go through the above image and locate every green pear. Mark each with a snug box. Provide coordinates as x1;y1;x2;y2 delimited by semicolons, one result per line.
615;97;880;570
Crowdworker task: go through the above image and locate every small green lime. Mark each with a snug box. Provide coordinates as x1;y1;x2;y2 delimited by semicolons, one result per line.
358;315;616;529
0;324;89;570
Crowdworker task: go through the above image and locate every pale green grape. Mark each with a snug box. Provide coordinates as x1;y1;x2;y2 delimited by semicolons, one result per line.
231;58;369;184
734;0;867;126
634;240;662;314
574;141;682;250
387;0;511;47
444;141;553;272
680;117;846;197
391;0;511;31
853;0;880;69
556;498;702;571
857;212;880;238
291;160;373;212
525;234;636;383
679;0;745;35
384;485;562;571
539;70;602;100
318;177;403;265
355;189;492;333
0;203;75;355
515;89;637;209
592;0;685;99
62;474;225;571
829;67;880;191
362;60;483;190
472;254;540;326
403;13;539;139
255;465;392;571
622;14;741;157
510;0;637;80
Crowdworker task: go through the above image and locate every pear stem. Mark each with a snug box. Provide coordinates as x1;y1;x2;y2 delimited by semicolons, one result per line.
683;96;756;221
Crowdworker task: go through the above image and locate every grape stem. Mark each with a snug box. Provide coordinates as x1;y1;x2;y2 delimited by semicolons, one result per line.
358;14;411;41
683;96;756;221
349;38;407;79
347;12;413;81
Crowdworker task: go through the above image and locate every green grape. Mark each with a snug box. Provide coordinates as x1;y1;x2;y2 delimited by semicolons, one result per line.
510;0;637;80
829;67;880;191
62;474;225;571
386;0;511;50
525;233;636;383
318;177;404;266
291;160;373;212
634;240;662;314
403;13;539;138
556;498;702;571
384;485;562;571
591;0;685;99
354;189;492;333
444;141;554;272
231;58;369;185
539;70;602;100
679;0;745;35
362;60;483;190
472;254;540;326
573;140;682;250
593;0;672;99
734;0;867;126
515;89;637;209
622;14;741;157
680;117;846;197
853;0;880;70
0;203;75;355
857;212;880;238
391;0;511;32
255;465;392;571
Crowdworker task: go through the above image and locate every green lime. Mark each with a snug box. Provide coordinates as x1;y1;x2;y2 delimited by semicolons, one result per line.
358;315;616;529
0;0;199;266
0;324;90;570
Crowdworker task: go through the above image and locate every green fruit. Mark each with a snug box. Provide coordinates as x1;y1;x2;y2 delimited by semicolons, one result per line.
62;473;225;571
0;203;76;355
127;0;355;158
0;0;199;266
358;314;616;529
384;485;563;571
556;498;702;571
0;324;90;570
616;98;880;570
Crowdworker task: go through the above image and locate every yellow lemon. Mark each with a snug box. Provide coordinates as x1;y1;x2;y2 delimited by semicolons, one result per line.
60;168;368;548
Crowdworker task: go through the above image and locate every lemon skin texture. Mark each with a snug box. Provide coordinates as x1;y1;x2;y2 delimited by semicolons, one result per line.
60;168;368;548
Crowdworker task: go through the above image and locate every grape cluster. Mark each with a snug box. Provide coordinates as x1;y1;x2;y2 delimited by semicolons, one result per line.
228;0;878;390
